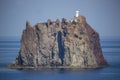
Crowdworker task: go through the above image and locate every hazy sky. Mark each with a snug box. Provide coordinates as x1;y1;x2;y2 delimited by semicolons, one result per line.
0;0;120;37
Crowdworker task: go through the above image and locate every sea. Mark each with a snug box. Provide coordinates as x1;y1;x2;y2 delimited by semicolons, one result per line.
0;37;120;80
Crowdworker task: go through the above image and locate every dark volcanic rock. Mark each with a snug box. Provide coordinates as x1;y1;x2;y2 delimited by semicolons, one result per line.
9;16;108;68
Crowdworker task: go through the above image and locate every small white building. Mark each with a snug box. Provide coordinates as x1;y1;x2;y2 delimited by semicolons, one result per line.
75;10;79;17
70;10;81;22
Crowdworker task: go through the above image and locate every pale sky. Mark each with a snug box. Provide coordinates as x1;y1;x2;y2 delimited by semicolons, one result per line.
0;0;120;37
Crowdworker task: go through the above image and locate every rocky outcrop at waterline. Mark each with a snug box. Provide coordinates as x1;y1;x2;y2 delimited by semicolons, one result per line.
8;16;108;68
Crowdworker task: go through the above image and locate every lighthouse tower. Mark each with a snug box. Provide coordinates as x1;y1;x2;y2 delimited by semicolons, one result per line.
75;10;79;17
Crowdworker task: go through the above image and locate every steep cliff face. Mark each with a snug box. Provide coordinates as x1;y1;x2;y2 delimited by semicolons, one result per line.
11;16;108;68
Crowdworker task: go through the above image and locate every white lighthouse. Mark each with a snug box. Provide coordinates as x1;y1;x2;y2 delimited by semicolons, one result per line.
75;10;79;17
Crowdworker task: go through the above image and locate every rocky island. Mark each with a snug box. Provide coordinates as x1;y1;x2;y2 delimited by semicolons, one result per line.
8;14;108;68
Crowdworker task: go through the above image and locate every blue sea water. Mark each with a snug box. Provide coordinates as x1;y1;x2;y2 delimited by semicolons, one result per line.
0;37;120;80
